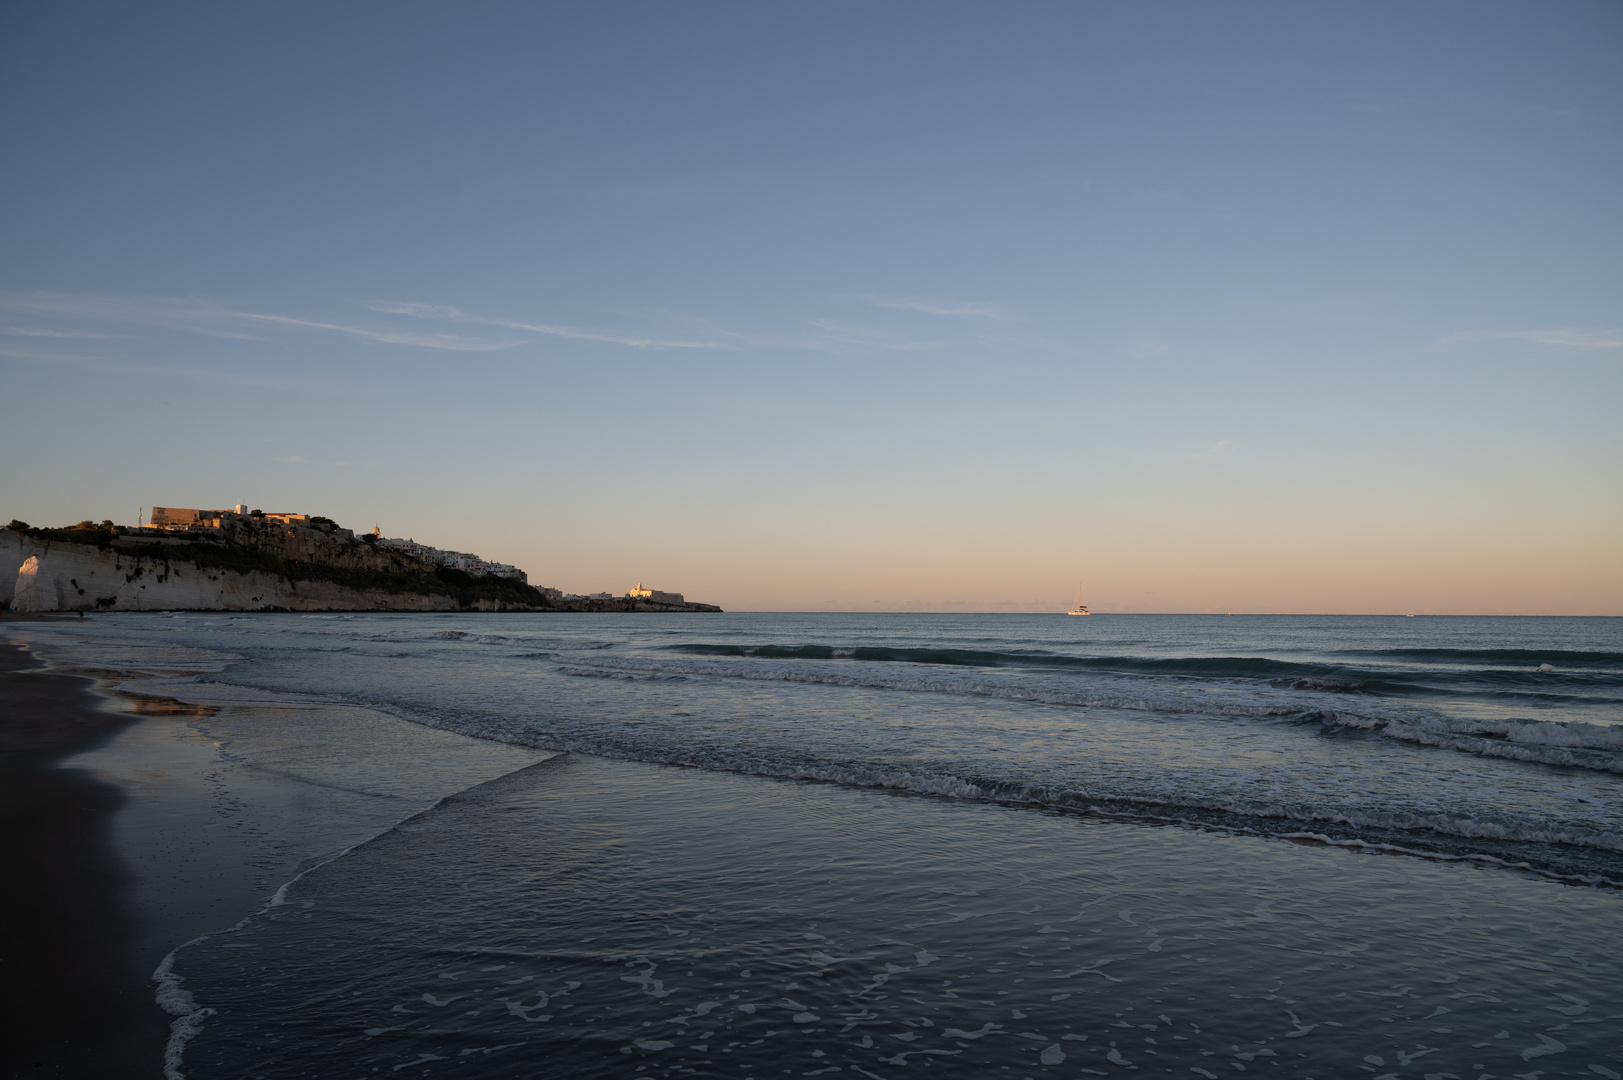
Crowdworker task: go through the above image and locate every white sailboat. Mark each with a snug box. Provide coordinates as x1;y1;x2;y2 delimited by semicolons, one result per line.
1067;583;1089;615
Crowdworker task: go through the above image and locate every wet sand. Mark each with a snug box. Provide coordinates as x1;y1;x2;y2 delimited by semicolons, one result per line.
0;640;166;1078
1;634;553;1078
173;751;1623;1078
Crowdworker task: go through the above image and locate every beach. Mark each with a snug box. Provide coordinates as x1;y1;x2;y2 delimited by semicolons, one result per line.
1;632;164;1077
7;6;1617;1075
0;630;548;1077
3;612;1620;1077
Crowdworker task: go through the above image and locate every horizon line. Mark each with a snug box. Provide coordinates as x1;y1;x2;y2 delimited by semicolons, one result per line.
718;610;1621;618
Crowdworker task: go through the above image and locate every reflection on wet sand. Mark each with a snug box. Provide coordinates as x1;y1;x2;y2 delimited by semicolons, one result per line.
173;753;1623;1079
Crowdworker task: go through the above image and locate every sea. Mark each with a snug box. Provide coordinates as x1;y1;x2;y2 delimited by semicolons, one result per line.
19;612;1623;1078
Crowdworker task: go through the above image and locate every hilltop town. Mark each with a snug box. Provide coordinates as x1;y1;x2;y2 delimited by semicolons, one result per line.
2;505;721;614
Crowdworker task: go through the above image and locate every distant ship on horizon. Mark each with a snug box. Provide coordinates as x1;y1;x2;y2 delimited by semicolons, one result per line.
1067;583;1089;615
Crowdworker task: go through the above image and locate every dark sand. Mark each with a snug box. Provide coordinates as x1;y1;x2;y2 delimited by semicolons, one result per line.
0;627;554;1079
0;639;170;1079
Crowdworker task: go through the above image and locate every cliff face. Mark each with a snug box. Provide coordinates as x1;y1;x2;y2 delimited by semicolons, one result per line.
4;532;462;613
209;517;437;575
3;527;722;614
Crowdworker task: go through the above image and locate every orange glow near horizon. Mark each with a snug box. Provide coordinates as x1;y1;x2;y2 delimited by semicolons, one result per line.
474;511;1622;617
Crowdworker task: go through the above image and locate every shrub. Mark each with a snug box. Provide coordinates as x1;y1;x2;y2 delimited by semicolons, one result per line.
6;520;28;531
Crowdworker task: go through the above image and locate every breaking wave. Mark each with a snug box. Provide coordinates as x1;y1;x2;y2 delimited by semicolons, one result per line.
662;642;1620;697
20;611;1621;887
355;628;616;651
302;689;1623;884
1340;646;1623;668
569;650;1623;774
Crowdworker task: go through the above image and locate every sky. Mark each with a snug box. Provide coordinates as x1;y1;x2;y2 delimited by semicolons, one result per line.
1;1;1618;614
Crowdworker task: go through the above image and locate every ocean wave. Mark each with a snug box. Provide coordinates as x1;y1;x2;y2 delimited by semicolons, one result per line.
22;616;1620;889
561;656;1336;720
302;691;1623;876
669;642;1335;678
1316;710;1623;773
351;628;615;651
660;642;1610;694
564;655;1623;774
1340;646;1623;669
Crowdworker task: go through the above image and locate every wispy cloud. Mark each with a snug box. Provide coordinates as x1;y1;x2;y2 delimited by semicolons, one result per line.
1182;439;1233;464
232;310;518;351
389;300;962;354
273;456;312;464
0;293;270;340
6;326;126;339
1;289;1023;362
0;292;520;351
0;347;117;362
370;301;717;349
1434;328;1623;352
860;294;1012;319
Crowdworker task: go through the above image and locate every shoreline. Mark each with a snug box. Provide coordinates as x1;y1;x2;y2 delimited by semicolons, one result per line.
0;640;168;1078
1;634;554;1078
23;612;1617;891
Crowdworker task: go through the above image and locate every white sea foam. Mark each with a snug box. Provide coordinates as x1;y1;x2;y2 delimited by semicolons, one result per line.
1318;710;1623;773
153;941;215;1080
152;791;464;1078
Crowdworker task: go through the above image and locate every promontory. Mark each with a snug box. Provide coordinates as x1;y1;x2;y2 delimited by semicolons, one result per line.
2;508;721;614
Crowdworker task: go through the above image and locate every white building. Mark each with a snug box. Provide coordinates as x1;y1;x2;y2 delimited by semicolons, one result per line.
375;537;527;581
628;583;684;604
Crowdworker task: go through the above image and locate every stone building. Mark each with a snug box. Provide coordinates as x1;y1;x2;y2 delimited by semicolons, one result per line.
629;583;685;604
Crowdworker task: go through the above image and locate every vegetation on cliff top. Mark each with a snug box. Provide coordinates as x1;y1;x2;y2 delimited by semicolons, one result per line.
6;521;120;547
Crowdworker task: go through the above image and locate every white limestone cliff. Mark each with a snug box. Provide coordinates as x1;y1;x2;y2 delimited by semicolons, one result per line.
2;531;462;612
12;555;46;611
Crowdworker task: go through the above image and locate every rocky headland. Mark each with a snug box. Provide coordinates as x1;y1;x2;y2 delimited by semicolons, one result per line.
1;519;721;614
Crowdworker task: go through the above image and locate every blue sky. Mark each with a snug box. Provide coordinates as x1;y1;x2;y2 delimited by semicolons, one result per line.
2;2;1618;613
